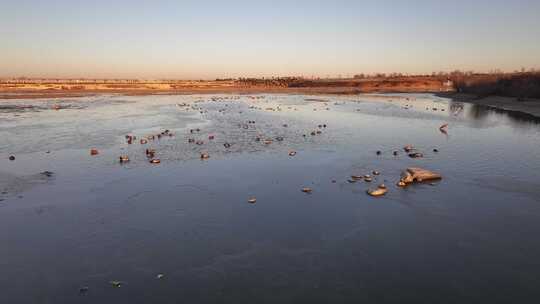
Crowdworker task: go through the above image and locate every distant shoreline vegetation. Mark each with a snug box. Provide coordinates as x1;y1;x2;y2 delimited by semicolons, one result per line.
445;70;540;100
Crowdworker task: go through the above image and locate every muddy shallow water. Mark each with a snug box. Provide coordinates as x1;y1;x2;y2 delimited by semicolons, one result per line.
1;93;540;303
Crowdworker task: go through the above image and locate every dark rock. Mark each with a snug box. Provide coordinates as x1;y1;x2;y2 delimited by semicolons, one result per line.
40;171;54;177
408;152;424;158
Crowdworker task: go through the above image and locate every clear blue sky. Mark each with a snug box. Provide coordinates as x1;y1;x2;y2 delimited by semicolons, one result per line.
1;0;539;79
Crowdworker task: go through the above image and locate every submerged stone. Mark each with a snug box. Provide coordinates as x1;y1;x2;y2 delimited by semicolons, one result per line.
301;187;312;193
40;171;54;177
109;281;124;288
403;144;414;152
408;152;424;158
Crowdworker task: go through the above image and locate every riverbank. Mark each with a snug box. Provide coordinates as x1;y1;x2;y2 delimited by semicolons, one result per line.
0;86;364;99
437;92;540;118
0;77;450;99
0;87;442;100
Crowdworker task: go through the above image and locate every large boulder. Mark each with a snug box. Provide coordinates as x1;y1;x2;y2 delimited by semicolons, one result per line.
400;167;442;184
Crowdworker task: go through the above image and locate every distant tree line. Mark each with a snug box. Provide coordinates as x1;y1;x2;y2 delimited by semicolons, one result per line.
351;69;540;99
445;69;540;99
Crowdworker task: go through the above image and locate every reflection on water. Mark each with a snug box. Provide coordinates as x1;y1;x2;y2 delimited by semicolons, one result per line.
466;102;540;125
1;94;540;304
443;100;540;131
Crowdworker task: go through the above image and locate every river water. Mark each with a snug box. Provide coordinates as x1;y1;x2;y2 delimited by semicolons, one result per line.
1;93;540;303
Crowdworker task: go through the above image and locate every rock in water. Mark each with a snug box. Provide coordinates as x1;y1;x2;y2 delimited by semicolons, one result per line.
301;187;312;193
367;184;388;197
408;152;424;158
400;167;442;185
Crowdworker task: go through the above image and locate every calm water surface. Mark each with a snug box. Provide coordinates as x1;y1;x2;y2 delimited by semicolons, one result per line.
1;94;540;303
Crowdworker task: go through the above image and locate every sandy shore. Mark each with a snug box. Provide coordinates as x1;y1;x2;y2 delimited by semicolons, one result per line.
0;77;449;99
0;86;444;100
0;86;364;100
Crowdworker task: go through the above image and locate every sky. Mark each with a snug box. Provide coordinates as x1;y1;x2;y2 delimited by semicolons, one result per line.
1;0;539;79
